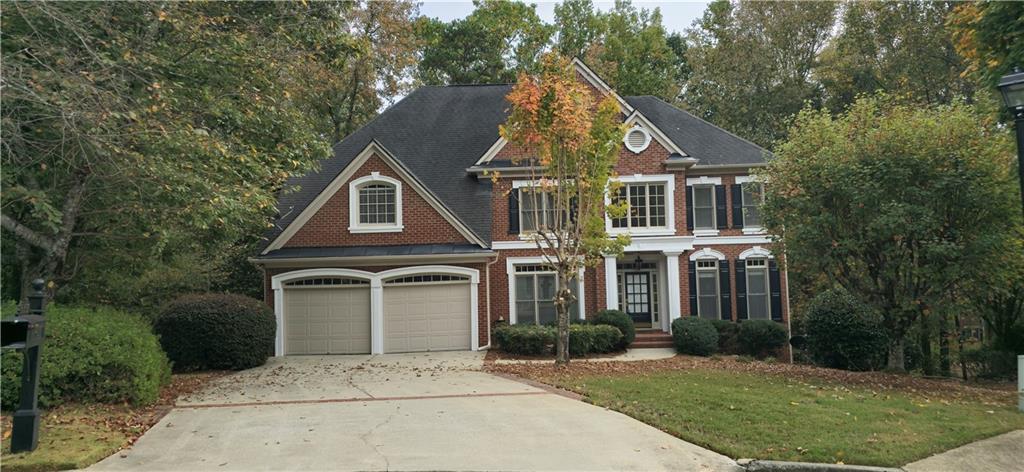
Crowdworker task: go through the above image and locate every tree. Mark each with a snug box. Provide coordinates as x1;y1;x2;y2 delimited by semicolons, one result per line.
553;0;603;60
417;0;552;85
948;1;1024;91
761;95;1021;371
682;0;836;147
499;54;628;365
816;1;974;113
1;2;335;302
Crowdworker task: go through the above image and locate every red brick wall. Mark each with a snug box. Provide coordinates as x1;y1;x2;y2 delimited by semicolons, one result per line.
284;153;470;248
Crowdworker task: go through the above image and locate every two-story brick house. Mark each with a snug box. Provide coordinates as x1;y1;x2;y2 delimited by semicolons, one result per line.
252;59;789;356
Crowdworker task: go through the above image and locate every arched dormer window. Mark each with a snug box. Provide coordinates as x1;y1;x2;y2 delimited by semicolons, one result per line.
348;172;403;233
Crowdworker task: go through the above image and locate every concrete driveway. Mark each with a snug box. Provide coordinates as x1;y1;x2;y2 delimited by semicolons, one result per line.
90;352;739;472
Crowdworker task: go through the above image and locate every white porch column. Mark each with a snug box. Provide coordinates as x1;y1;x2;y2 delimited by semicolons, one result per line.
604;255;618;310
370;280;384;354
664;251;682;326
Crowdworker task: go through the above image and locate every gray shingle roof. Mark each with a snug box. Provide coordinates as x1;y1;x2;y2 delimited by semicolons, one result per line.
255;244;493;260
258;87;769;254
625;96;769;166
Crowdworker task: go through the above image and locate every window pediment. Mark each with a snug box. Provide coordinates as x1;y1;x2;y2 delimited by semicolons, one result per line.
348;172;403;233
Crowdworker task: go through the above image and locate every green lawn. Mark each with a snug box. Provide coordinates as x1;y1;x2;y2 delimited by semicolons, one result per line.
532;366;1024;467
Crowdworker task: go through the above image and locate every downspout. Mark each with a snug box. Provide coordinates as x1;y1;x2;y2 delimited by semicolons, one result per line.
481;254;500;349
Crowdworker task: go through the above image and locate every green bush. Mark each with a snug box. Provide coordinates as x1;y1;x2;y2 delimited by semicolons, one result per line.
494;324;621;356
805;289;888;370
1;302;171;410
738;320;788;359
154;293;276;371
671;317;718;356
960;347;1017;380
493;324;556;356
591;309;635;350
710;319;740;354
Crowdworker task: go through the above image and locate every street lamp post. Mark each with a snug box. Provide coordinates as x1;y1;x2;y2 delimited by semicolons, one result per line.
998;67;1024;216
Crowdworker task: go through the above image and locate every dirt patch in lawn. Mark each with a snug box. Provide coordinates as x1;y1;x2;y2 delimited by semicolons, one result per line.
1;371;227;472
487;354;1018;405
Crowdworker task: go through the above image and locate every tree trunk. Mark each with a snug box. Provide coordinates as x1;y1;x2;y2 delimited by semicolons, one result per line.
887;337;905;372
554;273;572;366
919;323;934;375
939;316;951;377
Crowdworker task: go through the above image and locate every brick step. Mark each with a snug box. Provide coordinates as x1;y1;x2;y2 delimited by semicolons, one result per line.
629;340;674;348
634;332;672;339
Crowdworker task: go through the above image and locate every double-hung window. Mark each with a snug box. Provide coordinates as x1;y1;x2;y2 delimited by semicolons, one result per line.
358;184;396;224
741;182;764;228
695;259;720;319
519;188;557;233
513;265;580;325
745;258;771;319
692;185;716;230
611;183;667;229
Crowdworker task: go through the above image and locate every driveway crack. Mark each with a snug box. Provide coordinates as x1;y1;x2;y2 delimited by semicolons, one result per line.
360;405;397;471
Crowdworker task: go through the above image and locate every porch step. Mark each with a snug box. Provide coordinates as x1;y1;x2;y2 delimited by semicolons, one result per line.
629;331;673;349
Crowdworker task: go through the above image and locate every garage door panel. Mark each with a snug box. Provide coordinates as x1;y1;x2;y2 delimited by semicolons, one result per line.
384;283;471;353
284;286;370;355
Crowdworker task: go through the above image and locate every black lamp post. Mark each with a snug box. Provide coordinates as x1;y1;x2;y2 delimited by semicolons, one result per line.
998;67;1024;215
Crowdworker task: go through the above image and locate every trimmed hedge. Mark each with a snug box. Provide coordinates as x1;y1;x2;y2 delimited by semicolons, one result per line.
592;309;635;349
155;293;275;371
671;317;718;356
805;289;888;371
493;324;622;356
710;319;740;354
1;303;171;410
960;347;1017;380
738;320;788;359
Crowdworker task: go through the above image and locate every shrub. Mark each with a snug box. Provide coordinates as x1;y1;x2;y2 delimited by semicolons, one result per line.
1;302;171;410
805;289;888;371
494;324;621;356
960;347;1017;380
671;317;718;356
154;293;276;371
738;320;788;359
710;319;740;354
591;310;635;349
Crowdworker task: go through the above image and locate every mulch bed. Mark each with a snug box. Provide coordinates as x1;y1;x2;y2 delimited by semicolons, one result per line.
486;354;1020;406
483;349;627;362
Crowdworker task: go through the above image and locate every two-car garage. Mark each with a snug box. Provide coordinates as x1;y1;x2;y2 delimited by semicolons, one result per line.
274;267;478;356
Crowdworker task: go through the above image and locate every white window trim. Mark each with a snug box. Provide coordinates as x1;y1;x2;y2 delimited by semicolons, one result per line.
688;181;718;235
694;258;721;319
348;172;403;233
689;247;726;261
744;257;771;320
505;256;585;323
738;246;774;260
735;176;766;235
623;126;652;153
605;174;676;236
686;176;722;186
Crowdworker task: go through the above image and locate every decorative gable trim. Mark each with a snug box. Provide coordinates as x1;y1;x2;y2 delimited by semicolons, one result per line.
262;140;487;254
623;111;686;156
571;58;634;114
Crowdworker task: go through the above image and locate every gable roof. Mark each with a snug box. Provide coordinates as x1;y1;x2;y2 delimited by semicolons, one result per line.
257;84;512;253
625;96;769;166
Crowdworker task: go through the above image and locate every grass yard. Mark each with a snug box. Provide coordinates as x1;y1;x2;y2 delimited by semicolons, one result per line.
1;372;223;472
490;356;1024;467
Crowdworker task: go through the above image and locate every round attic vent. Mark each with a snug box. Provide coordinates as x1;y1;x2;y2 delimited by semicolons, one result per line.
624;126;651;153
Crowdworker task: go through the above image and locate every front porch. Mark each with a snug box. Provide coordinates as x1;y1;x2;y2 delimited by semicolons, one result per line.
602;251;683;334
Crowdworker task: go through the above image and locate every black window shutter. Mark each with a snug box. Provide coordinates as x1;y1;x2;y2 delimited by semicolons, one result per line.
688;261;698;316
715;185;728;229
508;190;519;235
719;259;732;321
769;260;783;322
686;186;694;231
569;196;578;225
735;259;747;320
731;184;744;229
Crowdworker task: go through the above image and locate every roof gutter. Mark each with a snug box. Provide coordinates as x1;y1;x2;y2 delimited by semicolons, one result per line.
249;251;497;268
466;166;543;177
671;162;767;173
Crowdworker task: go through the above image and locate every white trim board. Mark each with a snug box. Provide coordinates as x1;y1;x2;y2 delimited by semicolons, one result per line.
605;174;677;237
623;111;686;156
348;173;404;233
571;58;634;115
263;140;486;254
474;137;508;165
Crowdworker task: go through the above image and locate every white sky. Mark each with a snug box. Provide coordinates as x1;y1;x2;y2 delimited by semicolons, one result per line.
418;0;710;34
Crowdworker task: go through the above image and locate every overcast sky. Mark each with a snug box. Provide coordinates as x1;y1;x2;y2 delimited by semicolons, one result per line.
418;1;710;34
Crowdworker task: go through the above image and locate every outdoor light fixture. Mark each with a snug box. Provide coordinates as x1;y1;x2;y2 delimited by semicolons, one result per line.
633;255;644;270
997;67;1024;216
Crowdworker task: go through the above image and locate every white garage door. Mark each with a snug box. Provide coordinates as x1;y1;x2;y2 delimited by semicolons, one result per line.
384;276;472;353
284;278;371;355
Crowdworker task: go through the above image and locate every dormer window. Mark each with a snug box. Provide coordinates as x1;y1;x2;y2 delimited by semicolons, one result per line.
349;172;403;233
623;126;651;153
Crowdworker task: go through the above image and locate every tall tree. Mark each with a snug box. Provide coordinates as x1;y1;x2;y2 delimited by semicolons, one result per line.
816;1;974;113
500;54;628;365
948;1;1024;91
1;2;336;302
583;1;681;99
682;0;836;148
553;0;604;60
417;0;552;85
761;95;1021;371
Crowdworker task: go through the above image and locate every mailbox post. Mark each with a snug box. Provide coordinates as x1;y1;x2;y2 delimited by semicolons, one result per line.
0;279;47;453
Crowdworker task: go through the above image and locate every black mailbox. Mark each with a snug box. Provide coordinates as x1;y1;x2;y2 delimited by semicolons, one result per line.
1;315;45;350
